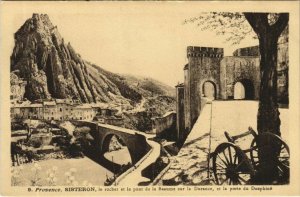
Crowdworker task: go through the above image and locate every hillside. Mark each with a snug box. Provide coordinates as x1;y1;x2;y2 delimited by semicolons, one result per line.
121;75;175;98
10;13;175;108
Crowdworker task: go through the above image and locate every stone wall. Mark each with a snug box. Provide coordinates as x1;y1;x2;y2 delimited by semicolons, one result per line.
220;56;260;99
183;65;191;131
152;111;176;136
176;84;185;142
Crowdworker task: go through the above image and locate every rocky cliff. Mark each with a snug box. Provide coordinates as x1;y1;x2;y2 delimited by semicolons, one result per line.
10;14;175;105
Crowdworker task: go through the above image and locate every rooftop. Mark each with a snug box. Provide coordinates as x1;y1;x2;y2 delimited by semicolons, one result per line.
30;103;43;108
43;101;56;106
175;83;184;88
183;64;188;70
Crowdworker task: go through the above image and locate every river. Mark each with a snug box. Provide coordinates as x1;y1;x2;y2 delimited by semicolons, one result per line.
11;157;113;186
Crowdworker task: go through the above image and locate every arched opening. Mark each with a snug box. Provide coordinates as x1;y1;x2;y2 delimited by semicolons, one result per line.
102;134;132;166
202;81;216;100
234;79;254;100
234;82;245;99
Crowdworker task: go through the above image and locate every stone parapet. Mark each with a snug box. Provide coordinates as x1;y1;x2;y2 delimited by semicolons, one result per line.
187;46;224;58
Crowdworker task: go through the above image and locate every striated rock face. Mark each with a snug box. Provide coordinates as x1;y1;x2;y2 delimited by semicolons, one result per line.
11;13;175;109
10;14;123;103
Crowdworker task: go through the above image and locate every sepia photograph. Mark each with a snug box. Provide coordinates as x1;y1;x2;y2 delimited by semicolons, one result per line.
0;1;299;196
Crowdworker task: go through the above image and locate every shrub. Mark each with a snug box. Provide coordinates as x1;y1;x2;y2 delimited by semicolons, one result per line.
73;126;91;137
51;135;71;148
72;126;94;153
11;122;26;130
68;142;84;158
27;138;42;148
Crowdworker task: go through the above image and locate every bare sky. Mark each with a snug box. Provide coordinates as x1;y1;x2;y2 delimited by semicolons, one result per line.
4;2;258;87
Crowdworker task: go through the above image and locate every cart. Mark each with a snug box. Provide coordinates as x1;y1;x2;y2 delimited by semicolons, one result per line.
209;127;290;185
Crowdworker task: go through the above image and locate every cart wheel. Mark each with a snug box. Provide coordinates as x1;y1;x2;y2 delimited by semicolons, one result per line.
249;139;259;167
250;132;290;181
212;142;255;185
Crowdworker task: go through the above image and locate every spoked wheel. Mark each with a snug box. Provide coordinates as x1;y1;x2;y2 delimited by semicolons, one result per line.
249;139;259;167
212;142;255;185
250;132;290;182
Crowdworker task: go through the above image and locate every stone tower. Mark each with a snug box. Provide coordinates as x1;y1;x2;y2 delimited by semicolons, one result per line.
185;46;224;128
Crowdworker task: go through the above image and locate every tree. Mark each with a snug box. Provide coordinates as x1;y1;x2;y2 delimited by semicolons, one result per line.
185;12;289;184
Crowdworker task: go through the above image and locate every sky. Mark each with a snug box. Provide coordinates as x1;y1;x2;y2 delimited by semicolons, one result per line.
3;2;259;87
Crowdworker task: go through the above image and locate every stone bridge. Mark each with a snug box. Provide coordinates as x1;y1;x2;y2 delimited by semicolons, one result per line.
71;121;151;164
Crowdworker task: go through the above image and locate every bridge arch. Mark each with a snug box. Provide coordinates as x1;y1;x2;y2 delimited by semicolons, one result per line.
102;133;123;153
70;121;151;166
234;79;255;100
97;125;151;164
101;133;132;165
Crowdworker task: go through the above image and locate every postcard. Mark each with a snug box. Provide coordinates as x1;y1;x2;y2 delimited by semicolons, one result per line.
0;1;299;196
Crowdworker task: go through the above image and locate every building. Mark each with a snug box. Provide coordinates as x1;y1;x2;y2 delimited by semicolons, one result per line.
55;99;67;121
93;107;124;126
28;103;43;119
175;83;185;142
177;29;289;137
10;72;27;101
43;101;57;121
10;98;125;125
10;100;31;120
72;104;95;121
103;117;124;127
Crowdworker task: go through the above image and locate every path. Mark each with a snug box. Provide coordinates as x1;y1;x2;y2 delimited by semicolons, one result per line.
125;97;146;113
160;100;289;185
117;139;161;186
